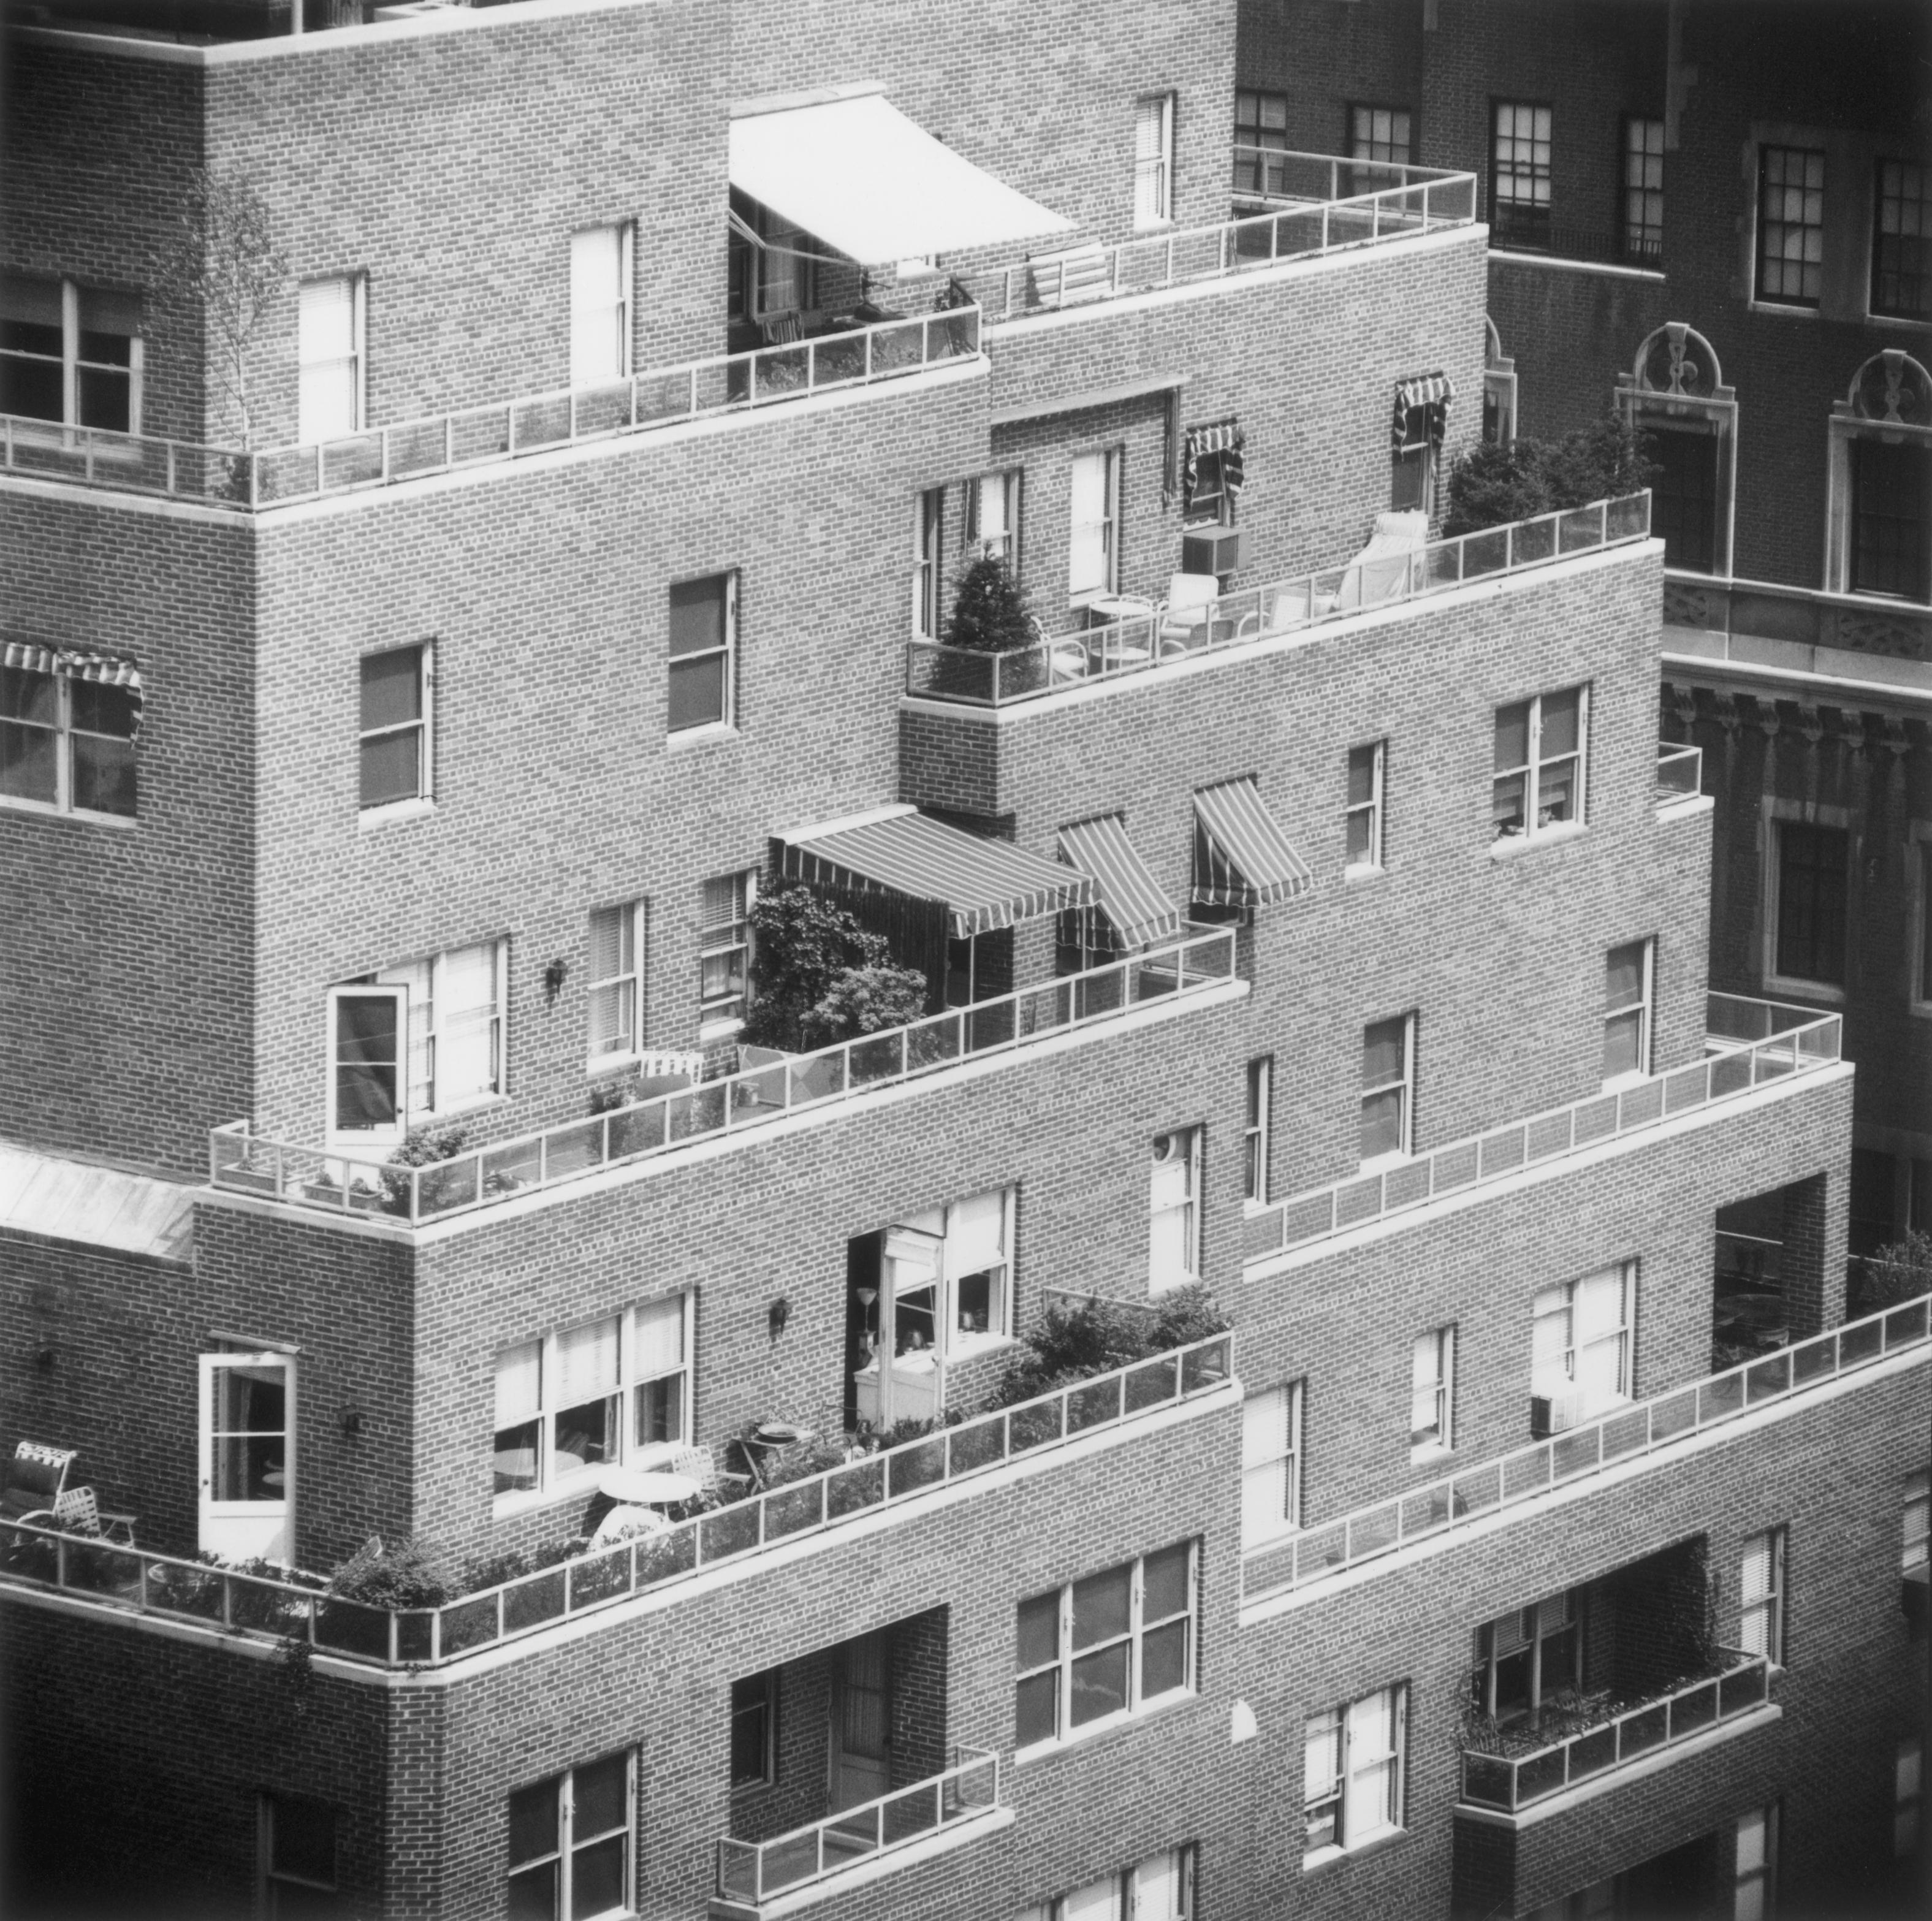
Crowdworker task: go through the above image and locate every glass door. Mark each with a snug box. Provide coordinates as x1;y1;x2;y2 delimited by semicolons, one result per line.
198;1352;294;1565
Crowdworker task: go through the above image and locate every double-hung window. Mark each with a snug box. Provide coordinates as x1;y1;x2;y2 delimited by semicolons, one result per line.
1472;1594;1579;1725
1491;102;1552;248
1;651;139;820
1493;687;1586;840
1304;1685;1407;1862
1602;939;1654;1086
1904;1469;1929;1575
1621;117;1665;261
1735;1805;1779;1920
1241;1380;1303;1545
1345;742;1385;872
970;470;1022;571
1740;1526;1787;1665
699;871;753;1033
507;1752;633;1921
0;275;142;433
569;223;633;389
1016;1846;1196;1921
1350;104;1413;169
1133;94;1175;229
913;488;945;638
1014;1542;1196;1750
1244;1058;1272;1206
1873;159;1931;321
1756;146;1825;305
668;572;737;735
1360;1015;1413;1166
1410;1327;1455;1457
731;1672;778;1789
1068;450;1120;601
357;644;430;812
297;276;364;447
1771;820;1848;989
258;1794;338;1919
1532;1262;1634;1426
1234;89;1288;196
587;902;647;1065
1149;1128;1202;1294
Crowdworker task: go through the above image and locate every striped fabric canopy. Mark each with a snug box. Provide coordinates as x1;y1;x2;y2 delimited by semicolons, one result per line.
1192;778;1313;908
1184;419;1246;504
1391;372;1455;452
784;808;1091;940
2;640;143;688
1057;814;1182;953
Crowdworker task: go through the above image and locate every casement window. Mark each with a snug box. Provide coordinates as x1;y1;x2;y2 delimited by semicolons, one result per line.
1532;1262;1634;1423
258;1794;337;1920
1602;939;1654;1086
569;223;633;390
297;276;365;447
1304;1685;1407;1861
1493;687;1586;841
1621;117;1665;262
1241;1380;1303;1546
1068;449;1120;601
1149;1128;1202;1294
1410;1326;1455;1457
1473;1593;1579;1726
1904;1469;1929;1575
1873;160;1931;321
492;1295;693;1502
1771;820;1848;989
1756;146;1825;306
1360;1014;1414;1166
1849;436;1931;601
1;652;138;820
1491;102;1552;248
731;1671;778;1789
588;902;647;1064
913;488;945;639
1390;401;1437;515
970;470;1022;571
357;644;430;812
1234;89;1288;195
1014;1542;1196;1751
507;1752;633;1921
699;871;753;1033
1898;1738;1923;1860
1350;104;1413;169
1735;1803;1779;1920
1740;1526;1787;1666
1244;1057;1272;1206
1345;741;1385;872
668;571;737;735
0;275;142;434
879;1188;1016;1359
1016;1846;1196;1921
1133;94;1175;229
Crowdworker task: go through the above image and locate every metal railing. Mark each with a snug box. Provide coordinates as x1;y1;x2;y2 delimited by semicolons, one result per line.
1241;1293;1931;1605
1243;992;1839;1268
209;929;1236;1226
0;1333;1233;1670
1460;1651;1771;1812
1656;740;1703;804
0;308;980;512
956;151;1476;325
715;1748;1000;1907
1487;208;1664;272
907;495;1652;707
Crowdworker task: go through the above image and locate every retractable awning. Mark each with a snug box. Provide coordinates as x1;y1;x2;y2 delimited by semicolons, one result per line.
729;94;1075;267
783;807;1090;939
1392;371;1455;451
2;641;142;688
1058;815;1182;952
1192;778;1314;908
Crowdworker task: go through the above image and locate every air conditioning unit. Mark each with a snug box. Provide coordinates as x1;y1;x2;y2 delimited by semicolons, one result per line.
1529;1390;1588;1438
1182;527;1244;579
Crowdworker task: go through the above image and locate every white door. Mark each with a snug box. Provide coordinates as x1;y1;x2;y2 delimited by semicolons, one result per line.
1068;451;1116;598
198;1352;294;1565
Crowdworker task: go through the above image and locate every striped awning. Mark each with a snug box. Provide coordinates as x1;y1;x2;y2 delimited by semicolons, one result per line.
1057;815;1182;953
1184;419;1246;503
2;640;143;688
1192;778;1314;908
1392;373;1455;452
783;807;1091;939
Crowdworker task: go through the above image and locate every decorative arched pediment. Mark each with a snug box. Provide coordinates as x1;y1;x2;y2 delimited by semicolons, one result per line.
1484;314;1505;369
1630;322;1729;401
1843;349;1932;426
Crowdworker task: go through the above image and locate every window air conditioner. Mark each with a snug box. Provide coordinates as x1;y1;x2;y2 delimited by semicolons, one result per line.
1529;1389;1588;1438
1181;527;1244;578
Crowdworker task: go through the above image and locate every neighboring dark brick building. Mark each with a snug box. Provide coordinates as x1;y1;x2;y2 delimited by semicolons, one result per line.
0;2;1925;1919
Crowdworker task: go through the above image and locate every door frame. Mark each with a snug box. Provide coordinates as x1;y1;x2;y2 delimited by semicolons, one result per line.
197;1350;295;1565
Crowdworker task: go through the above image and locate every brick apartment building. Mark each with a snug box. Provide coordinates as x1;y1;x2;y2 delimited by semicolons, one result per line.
0;1;1926;1918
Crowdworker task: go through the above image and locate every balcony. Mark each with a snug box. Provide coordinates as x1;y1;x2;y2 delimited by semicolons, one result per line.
0;306;981;514
1241;1292;1931;1607
1654;740;1703;806
906;494;1652;708
1244;993;1839;1269
1459;1649;1773;1817
1486;207;1664;275
712;1748;1006;1918
0;1332;1234;1671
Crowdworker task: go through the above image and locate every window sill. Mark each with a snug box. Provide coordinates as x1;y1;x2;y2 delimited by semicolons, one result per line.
1148;1272;1204;1299
698;1016;745;1045
425;1092;511;1124
1012;1687;1201;1769
1358;1150;1410;1176
358;795;435;833
587;1052;645;1079
1760;974;1846;1008
0;796;138;830
492;1472;605;1522
1303;1829;1407;1875
666;721;740;753
1745;298;1820;321
945;1331;1020;1364
1600;1069;1650;1094
1344;862;1386;886
1865;310;1932;333
1489;821;1586;861
1409;1442;1454;1467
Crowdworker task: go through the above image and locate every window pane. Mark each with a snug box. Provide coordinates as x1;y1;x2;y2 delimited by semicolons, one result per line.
1539;690;1580;758
1537;756;1578;826
75;364;131;433
668;577;728;659
2;666;58;726
1017;1591;1060;1669
1143;1543;1191;1622
69;732;135;816
552;1395;614;1478
1360;1088;1404;1162
1345;808;1373;865
1493;701;1529;771
506;1862;558;1921
359;728;420;810
636;1372;682;1446
1602;1010;1643;1081
0;355;62;422
570;1835;625;1920
1014;1668;1059;1746
1071;1564;1131;1650
730;1676;771;1783
1362;1018;1407;1089
0;720;56;804
1604;943;1646;1012
270;1799;337;1883
493;1417;540;1494
1139;1616;1188;1698
669;653;726;732
1347;744;1377;808
572;1758;628;1843
333;995;400;1128
508;1780;560;1869
67;678;138;739
360;649;422;732
1069;1641;1130;1724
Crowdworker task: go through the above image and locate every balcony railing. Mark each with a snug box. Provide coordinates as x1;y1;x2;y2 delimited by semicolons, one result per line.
907;494;1652;707
0;1333;1233;1670
1486;207;1664;272
0;308;980;513
1244;992;1839;1267
1241;1293;1931;1605
1460;1650;1771;1813
715;1748;1001;1909
209;929;1234;1227
1655;740;1703;804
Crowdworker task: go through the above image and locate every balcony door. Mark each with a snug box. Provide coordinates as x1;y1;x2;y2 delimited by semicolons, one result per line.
197;1351;294;1565
830;1630;894;1816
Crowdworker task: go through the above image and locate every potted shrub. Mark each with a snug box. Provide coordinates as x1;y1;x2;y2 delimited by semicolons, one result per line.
741;883;927;1056
936;554;1045;699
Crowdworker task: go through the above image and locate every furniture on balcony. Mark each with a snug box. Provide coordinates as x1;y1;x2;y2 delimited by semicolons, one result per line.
1158;572;1223;654
588;1504;671;1548
49;1484;137;1545
1;1442;76;1524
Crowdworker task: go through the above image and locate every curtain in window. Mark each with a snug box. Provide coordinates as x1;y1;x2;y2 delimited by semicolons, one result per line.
1571;1267;1627;1404
1183;421;1246;511
1344;1690;1401;1844
297;278;359;446
1241;1386;1291;1540
570;226;627;389
631;1297;684;1377
495;1340;542;1429
555;1317;620;1409
374;957;433;1117
438;944;500;1106
946;1191;1005;1272
1531;1285;1569;1395
1391;373;1453;452
1068;451;1113;596
1133;96;1171;226
1131;1852;1188;1921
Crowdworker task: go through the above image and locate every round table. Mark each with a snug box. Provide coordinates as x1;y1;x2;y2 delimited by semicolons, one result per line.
597;1467;702;1507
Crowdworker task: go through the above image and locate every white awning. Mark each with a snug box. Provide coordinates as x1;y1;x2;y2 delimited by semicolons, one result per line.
729;94;1075;266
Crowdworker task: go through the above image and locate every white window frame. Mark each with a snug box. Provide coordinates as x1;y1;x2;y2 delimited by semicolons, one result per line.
325;981;408;1148
667;570;738;739
506;1751;635;1921
969;469;1022;571
1018;1846;1196;1921
731;1670;778;1790
1735;1803;1779;1920
1360;1013;1415;1170
356;641;432;820
587;900;647;1069
569;221;634;390
1472;1592;1580;1727
1303;1683;1407;1866
296;273;365;448
1410;1326;1455;1459
1149;1127;1203;1295
1761;801;1852;1004
1532;1260;1635;1425
1616;322;1738;580
1244;1057;1272;1207
0;273;143;435
913;487;945;639
1601;937;1654;1089
1345;740;1385;874
1241;1379;1304;1546
698;869;754;1038
198;1349;295;1566
257;1793;336;1921
370;939;509;1125
1904;1468;1929;1575
1068;449;1120;604
1014;1542;1198;1755
1754;143;1825;308
1133;93;1175;230
0;659;139;823
1492;686;1588;845
1740;1525;1787;1666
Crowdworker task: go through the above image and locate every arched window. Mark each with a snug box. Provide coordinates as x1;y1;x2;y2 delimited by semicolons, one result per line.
1483;317;1517;446
1827;351;1932;603
1615;322;1736;576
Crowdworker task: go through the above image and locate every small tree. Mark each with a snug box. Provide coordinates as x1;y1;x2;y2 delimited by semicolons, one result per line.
1443;411;1655;539
741;882;929;1052
1852;1228;1932;1315
940;555;1044;697
799;963;929;1048
158;167;287;448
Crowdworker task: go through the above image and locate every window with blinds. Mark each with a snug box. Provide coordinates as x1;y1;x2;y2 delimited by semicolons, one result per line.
1133;94;1174;229
297;276;363;447
569;223;633;390
1241;1380;1303;1545
588;902;645;1063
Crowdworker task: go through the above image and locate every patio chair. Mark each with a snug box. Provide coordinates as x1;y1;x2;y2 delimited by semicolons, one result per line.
1026;242;1111;310
661;1442;751;1497
50;1485;137;1546
1;1442;76;1525
1158;573;1222;654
